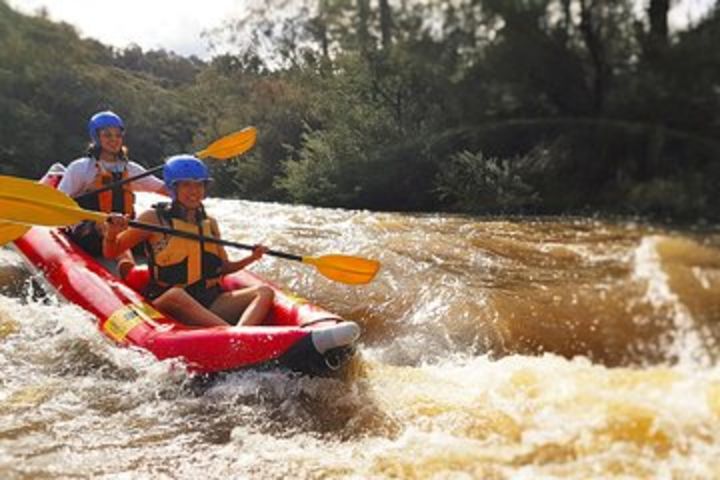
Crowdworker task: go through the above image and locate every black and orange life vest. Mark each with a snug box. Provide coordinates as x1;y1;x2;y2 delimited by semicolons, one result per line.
76;161;135;216
146;202;224;290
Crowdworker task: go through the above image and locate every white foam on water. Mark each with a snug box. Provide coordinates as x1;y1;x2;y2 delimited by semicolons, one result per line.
2;201;720;477
632;235;711;366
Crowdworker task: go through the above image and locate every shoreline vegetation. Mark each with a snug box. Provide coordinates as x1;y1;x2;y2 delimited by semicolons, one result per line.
0;0;718;222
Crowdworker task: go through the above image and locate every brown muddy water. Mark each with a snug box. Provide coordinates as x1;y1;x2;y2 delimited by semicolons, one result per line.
1;193;720;479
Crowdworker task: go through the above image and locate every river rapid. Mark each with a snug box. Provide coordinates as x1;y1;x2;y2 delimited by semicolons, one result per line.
1;194;720;479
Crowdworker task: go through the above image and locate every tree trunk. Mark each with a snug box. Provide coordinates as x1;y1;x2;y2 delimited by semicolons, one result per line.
318;0;330;60
357;0;371;54
645;0;670;63
379;0;393;50
578;0;609;113
561;0;572;44
648;0;670;43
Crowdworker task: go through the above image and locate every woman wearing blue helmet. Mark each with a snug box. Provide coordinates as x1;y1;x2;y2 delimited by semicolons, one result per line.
58;110;168;260
103;155;273;328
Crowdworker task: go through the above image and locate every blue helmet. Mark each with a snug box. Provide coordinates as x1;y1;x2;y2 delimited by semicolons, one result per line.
88;110;125;144
163;155;210;191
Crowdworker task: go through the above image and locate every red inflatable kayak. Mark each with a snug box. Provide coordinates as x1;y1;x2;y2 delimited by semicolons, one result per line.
11;168;360;375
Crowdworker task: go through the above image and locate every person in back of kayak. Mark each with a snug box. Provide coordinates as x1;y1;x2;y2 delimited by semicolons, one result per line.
58;111;168;269
102;155;274;328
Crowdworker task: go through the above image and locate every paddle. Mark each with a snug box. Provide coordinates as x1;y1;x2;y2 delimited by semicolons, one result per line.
0;223;31;245
0;176;380;285
74;126;258;202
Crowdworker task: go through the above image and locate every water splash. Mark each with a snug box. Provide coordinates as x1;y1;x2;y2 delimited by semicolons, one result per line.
632;235;712;366
1;201;720;477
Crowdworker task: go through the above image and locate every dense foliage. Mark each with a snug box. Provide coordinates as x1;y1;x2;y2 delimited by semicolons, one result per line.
0;2;198;177
1;0;718;221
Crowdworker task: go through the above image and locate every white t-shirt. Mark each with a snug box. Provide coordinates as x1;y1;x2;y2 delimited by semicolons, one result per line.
58;157;165;197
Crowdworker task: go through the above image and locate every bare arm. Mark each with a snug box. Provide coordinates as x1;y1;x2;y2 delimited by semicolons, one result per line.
57;160;89;197
127;162;169;196
103;210;157;258
211;219;267;275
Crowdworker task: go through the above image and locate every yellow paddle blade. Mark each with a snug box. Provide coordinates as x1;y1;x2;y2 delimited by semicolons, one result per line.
302;254;381;285
195;127;257;160
0;175;78;208
0;196;106;226
0;222;31;246
0;176;107;227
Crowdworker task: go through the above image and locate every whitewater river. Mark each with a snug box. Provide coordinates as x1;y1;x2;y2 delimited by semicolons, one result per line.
1;194;720;479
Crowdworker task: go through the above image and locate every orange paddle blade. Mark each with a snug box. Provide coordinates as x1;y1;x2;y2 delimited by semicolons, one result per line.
302;254;380;285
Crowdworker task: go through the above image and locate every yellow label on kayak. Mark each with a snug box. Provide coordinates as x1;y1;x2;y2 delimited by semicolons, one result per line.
103;302;161;342
131;302;164;321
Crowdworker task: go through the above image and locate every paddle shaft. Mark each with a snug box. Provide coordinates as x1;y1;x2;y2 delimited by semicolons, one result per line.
126;219;301;262
0;172;379;284
74;166;162;202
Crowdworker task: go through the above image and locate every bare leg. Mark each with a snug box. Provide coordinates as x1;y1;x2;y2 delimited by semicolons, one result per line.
210;286;274;327
153;287;228;327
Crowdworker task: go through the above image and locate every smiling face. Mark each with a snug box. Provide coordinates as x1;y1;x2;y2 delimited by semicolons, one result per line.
97;127;124;155
175;180;206;209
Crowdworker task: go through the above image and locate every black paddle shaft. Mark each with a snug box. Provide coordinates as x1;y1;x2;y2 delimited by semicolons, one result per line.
126;219;302;262
74;165;163;202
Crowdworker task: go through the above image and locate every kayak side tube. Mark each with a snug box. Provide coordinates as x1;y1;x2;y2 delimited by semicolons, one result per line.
145;321;360;374
13;227;361;375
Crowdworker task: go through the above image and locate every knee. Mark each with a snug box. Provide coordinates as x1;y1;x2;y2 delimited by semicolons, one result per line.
255;286;274;304
155;288;190;309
